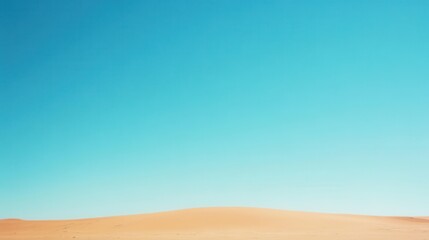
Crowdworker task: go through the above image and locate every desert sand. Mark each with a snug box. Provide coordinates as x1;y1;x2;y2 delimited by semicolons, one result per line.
1;207;428;240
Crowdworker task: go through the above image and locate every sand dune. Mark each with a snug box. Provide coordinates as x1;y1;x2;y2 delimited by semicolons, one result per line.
1;207;428;240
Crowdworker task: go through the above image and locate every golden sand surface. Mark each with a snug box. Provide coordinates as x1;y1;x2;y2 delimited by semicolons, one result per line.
1;207;428;240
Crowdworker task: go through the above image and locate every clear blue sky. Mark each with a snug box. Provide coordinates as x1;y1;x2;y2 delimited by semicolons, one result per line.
1;0;428;219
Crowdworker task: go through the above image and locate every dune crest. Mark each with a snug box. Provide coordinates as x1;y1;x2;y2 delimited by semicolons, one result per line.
1;207;428;240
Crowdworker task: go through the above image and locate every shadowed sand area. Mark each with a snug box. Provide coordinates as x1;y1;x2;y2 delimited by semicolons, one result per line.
1;207;428;240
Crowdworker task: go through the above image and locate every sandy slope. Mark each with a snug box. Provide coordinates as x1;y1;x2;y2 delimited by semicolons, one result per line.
1;207;428;240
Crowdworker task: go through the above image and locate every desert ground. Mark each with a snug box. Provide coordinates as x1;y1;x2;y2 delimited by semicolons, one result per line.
1;207;428;240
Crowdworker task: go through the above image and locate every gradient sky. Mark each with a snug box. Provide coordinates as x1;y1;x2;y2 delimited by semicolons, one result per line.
1;0;429;220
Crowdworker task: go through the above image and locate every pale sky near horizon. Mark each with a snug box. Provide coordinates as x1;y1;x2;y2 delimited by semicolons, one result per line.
1;0;429;220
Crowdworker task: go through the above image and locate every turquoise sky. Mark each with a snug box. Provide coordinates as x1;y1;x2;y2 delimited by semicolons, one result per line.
1;0;428;219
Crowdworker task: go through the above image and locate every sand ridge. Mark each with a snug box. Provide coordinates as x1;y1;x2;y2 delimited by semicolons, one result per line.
1;207;428;240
